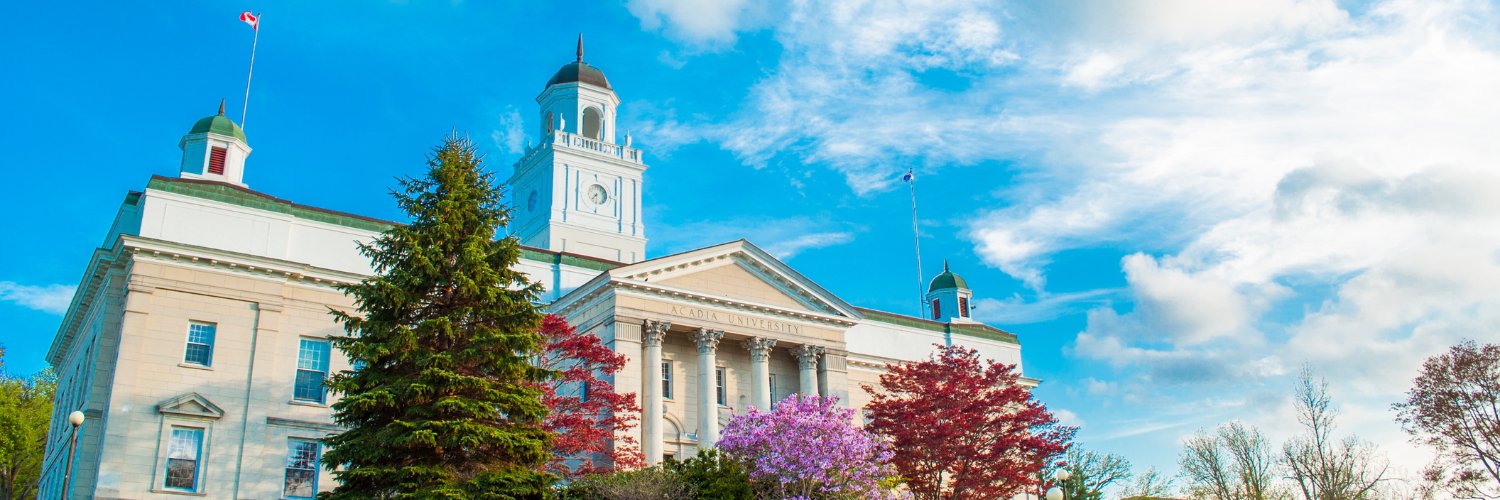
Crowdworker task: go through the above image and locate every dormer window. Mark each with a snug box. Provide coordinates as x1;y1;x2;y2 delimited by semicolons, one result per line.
208;147;227;175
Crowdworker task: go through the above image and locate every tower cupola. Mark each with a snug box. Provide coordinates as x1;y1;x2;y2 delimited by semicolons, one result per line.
178;100;251;186
926;260;975;322
536;35;620;143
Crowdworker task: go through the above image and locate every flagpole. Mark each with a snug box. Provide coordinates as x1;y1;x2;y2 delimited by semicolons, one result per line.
907;169;926;319
241;13;259;129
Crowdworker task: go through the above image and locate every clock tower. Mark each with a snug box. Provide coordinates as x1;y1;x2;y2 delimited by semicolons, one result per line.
508;37;647;263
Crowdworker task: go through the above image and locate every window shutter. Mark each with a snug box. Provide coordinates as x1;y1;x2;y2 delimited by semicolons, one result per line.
208;147;227;175
932;299;941;320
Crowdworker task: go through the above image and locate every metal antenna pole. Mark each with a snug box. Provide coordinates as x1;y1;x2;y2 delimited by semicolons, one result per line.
241;13;260;129
907;169;925;318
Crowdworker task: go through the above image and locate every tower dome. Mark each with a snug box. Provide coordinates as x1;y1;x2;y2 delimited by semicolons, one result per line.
926;260;974;322
928;260;969;292
187;109;247;142
545;35;611;90
177;100;252;186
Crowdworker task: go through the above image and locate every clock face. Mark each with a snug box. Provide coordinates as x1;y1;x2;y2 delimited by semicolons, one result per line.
586;184;608;205
527;191;538;211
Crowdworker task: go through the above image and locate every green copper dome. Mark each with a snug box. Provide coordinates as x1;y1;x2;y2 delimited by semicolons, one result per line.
188;102;247;142
928;260;969;292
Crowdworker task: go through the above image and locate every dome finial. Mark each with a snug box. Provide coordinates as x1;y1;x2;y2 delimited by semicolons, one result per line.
576;33;584;62
218;99;225;115
943;259;949;272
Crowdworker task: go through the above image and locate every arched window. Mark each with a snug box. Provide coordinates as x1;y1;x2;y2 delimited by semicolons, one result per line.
582;107;602;139
544;111;554;134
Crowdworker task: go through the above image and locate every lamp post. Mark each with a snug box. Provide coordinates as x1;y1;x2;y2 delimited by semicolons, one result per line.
1046;469;1072;500
61;410;84;499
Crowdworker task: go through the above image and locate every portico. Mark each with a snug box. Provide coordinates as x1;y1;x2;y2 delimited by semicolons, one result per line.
550;240;861;463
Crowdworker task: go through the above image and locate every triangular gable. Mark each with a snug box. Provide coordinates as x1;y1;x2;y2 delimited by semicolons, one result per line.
157;392;225;420
606;240;862;319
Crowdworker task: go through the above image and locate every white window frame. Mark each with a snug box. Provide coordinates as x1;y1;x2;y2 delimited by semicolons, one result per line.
162;426;204;492
283;438;322;499
183;321;216;367
294;338;331;404
662;360;673;400
715;367;727;406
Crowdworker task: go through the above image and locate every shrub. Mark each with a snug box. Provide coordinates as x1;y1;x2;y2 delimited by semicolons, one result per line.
563;467;692;500
663;449;754;500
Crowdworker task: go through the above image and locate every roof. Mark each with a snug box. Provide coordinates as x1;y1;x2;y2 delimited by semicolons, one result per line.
856;307;1018;345
188;109;247;142
144;176;623;271
928;260;969;292
546;61;611;90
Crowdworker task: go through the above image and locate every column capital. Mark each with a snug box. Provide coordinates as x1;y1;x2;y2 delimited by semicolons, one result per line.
743;337;777;362
644;320;671;347
793;344;824;370
693;328;725;353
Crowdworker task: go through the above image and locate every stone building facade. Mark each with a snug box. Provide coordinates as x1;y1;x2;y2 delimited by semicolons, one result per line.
37;47;1027;499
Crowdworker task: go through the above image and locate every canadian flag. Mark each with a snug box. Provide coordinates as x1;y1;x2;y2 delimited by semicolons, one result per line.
239;11;259;30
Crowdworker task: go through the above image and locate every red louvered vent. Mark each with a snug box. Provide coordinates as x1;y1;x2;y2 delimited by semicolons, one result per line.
208;147;227;175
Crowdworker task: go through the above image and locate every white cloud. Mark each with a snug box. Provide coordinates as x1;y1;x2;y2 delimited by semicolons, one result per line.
763;232;855;260
638;0;1500;480
490;106;525;155
625;0;770;47
971;287;1121;325
0;281;75;314
648;215;858;261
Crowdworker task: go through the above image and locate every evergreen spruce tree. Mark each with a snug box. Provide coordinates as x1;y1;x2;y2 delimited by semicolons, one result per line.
322;136;555;498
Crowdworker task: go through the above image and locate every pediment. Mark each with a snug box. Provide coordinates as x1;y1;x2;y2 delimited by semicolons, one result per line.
604;240;861;319
157;392;225;420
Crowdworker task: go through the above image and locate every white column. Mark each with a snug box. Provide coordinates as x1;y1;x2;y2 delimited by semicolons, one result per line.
693;328;725;449
794;344;823;397
642;320;670;465
744;337;776;411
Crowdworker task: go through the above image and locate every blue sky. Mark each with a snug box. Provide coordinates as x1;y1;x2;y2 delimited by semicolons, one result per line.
5;0;1500;492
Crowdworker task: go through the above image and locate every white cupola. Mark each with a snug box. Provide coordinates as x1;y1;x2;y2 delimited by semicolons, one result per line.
178;100;251;186
926;260;975;323
537;35;620;143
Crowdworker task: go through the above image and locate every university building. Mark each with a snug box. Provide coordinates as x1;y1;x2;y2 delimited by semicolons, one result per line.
38;46;1028;499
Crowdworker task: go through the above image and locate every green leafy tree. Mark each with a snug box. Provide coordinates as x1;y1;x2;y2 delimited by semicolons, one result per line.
661;449;753;500
0;347;55;500
1042;446;1132;500
322;136;555;498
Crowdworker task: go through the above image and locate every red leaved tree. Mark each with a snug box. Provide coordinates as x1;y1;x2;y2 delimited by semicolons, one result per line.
535;314;645;479
864;344;1075;500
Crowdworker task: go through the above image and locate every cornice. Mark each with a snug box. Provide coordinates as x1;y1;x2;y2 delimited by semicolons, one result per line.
612;279;859;327
121;235;364;288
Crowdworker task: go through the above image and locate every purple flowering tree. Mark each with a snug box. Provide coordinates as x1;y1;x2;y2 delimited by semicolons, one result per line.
717;395;896;499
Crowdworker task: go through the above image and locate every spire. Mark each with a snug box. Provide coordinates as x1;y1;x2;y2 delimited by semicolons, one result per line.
576;33;584;62
943;259;949;272
218;99;225;115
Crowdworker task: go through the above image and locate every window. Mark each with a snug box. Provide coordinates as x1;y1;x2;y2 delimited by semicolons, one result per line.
208;146;227;175
582;107;602;139
769;373;778;402
716;368;726;406
294;339;330;403
183;322;216;366
164;427;203;491
580;381;590;402
932;299;941;320
662;361;673;400
283;439;321;499
959;297;969;318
